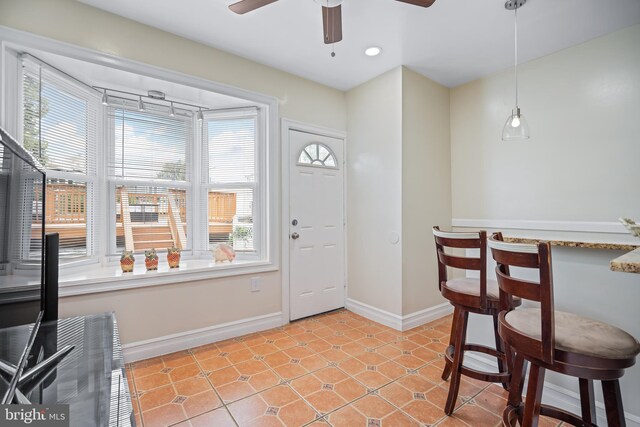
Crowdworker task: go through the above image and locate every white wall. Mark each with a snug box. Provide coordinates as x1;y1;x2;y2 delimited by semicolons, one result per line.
401;67;450;315
0;0;347;347
346;67;403;316
451;25;640;423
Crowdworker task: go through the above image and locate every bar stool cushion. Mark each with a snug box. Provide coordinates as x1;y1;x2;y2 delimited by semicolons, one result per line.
505;308;640;360
444;278;501;300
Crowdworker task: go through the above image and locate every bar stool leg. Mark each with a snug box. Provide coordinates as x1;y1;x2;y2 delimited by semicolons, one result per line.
492;314;509;390
602;380;626;427
504;353;527;425
444;308;468;415
579;378;596;425
522;363;545;427
441;306;460;381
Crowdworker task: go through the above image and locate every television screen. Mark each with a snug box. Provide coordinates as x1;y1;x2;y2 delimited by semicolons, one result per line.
0;127;45;328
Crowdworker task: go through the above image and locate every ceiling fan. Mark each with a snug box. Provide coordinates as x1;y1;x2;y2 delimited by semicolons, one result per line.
228;0;436;45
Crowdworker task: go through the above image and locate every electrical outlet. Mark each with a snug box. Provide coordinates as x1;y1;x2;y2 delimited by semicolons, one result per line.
250;277;261;292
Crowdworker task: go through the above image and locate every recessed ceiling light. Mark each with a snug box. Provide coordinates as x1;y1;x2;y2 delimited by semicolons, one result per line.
365;46;382;57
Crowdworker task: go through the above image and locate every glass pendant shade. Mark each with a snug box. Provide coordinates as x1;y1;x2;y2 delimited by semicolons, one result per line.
502;108;530;141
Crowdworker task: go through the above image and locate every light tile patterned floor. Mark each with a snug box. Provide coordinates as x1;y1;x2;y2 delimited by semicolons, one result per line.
125;309;563;427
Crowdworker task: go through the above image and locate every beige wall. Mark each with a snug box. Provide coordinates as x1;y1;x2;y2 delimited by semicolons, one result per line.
346;67;452;317
401;67;450;315
0;0;346;131
61;273;282;345
0;0;347;346
346;67;403;316
451;24;640;222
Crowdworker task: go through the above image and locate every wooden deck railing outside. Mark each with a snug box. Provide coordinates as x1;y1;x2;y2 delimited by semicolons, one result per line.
37;184;237;251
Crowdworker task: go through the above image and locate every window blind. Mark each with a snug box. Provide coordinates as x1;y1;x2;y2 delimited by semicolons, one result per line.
21;57;98;259
109;105;191;182
202;112;258;253
22;60;97;175
203;115;256;184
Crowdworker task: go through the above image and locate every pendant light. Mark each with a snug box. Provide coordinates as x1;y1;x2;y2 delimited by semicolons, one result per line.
502;0;530;141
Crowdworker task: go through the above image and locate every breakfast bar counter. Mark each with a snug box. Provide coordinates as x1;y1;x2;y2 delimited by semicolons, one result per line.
499;236;640;274
610;248;640;274
503;237;638;251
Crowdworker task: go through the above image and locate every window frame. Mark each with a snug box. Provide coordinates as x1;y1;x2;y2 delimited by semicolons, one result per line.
18;56;101;263
200;107;266;261
105;101;195;258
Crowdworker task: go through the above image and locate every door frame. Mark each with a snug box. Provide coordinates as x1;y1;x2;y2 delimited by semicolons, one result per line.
281;118;347;326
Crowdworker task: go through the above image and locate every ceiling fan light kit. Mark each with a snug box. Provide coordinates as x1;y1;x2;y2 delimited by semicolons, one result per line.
502;0;530;141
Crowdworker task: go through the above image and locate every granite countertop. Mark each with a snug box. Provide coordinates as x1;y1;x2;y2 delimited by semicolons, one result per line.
503;237;639;252
610;248;640;274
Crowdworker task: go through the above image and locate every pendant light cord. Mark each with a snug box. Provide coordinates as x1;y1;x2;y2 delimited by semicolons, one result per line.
514;6;519;110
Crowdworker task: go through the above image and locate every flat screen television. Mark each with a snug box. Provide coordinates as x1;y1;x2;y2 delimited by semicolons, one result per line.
0;126;63;405
0;126;46;327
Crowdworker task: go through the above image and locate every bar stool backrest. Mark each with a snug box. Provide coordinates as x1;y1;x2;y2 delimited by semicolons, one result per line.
432;226;488;309
488;233;555;365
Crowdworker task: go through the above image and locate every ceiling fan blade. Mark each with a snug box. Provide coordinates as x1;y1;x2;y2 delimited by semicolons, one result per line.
322;5;343;44
395;0;436;7
229;0;279;14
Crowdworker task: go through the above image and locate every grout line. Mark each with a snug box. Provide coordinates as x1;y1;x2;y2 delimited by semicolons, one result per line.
134;309;457;427
190;349;240;426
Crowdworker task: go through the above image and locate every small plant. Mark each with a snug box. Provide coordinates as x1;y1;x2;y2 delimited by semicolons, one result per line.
232;226;253;243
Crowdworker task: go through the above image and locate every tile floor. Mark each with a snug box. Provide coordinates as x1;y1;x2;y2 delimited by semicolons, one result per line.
125;309;563;427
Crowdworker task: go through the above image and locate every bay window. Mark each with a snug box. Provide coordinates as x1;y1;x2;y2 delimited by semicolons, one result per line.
16;54;270;277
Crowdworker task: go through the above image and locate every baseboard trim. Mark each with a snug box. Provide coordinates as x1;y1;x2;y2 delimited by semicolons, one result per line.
463;352;640;427
122;312;283;363
345;298;403;330
402;303;454;331
345;299;453;331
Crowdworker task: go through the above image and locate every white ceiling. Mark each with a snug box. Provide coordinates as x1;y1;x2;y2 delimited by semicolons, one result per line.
77;0;640;91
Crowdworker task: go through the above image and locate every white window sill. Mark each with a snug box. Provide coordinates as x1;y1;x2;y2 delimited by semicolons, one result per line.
59;259;278;297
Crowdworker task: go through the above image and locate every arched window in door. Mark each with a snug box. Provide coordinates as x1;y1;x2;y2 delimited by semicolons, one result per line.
297;143;338;169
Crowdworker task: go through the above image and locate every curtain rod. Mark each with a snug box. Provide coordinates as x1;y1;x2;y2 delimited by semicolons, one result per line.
92;85;211;111
96;86;259;114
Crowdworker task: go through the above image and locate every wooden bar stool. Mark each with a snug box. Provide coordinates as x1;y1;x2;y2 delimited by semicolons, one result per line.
432;227;518;415
488;234;640;427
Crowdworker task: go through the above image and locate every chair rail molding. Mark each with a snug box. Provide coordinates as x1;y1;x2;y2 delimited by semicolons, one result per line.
451;219;628;234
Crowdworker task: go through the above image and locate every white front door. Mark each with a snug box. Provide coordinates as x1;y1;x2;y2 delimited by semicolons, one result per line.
289;129;345;321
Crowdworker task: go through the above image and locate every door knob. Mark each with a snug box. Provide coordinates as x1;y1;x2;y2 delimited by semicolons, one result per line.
291;232;300;240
